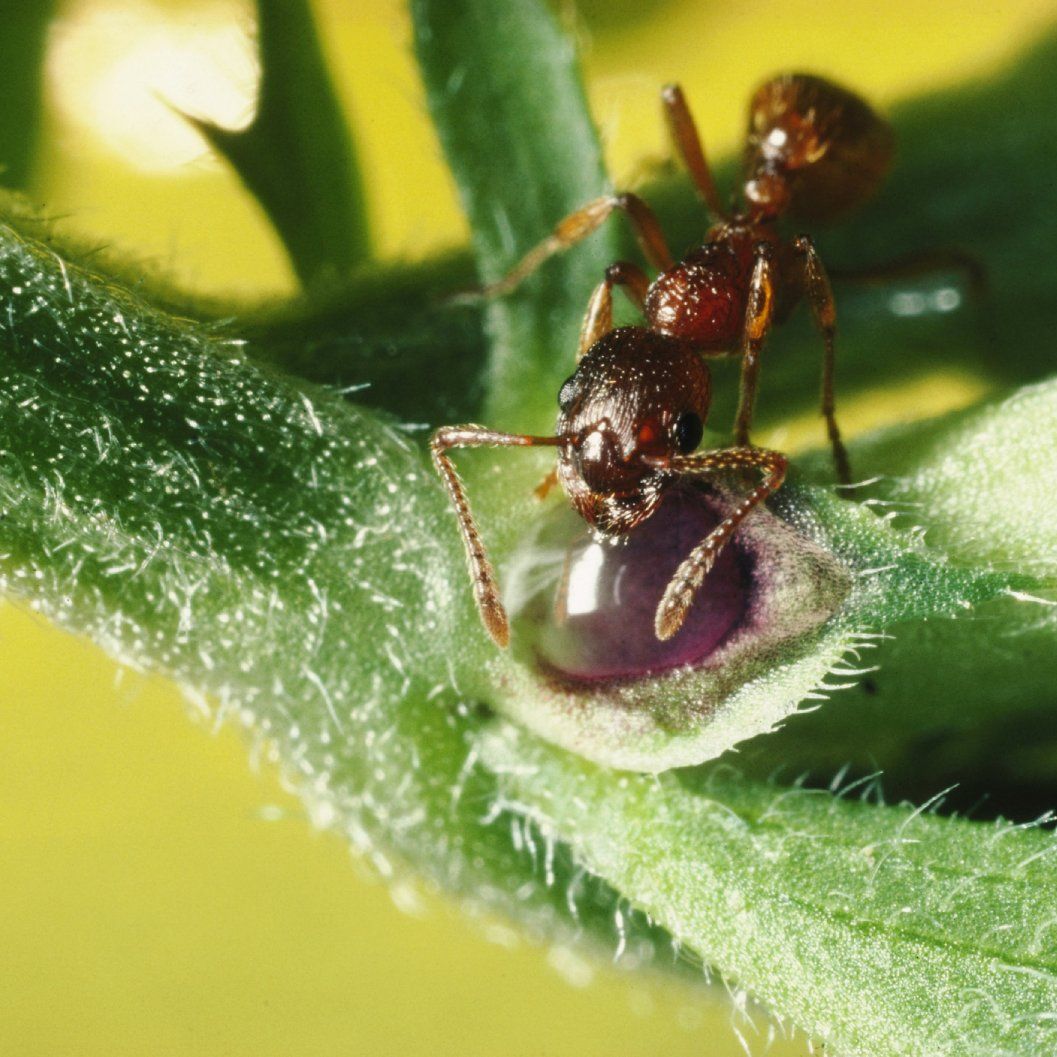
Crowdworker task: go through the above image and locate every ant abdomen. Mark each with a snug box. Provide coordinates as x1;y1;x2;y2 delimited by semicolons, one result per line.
745;73;894;223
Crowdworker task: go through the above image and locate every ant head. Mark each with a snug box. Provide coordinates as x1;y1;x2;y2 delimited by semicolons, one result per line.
743;73;894;223
555;327;711;533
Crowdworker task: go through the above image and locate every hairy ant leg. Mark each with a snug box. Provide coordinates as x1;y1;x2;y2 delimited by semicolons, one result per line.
654;446;788;640
431;426;561;647
795;235;852;485
731;243;777;447
661;83;727;220
578;261;652;358
479;194;673;300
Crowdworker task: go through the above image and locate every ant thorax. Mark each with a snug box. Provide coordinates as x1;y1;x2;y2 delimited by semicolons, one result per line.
644;222;784;350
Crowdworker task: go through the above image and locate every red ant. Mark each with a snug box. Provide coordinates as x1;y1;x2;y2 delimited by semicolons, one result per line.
432;74;896;648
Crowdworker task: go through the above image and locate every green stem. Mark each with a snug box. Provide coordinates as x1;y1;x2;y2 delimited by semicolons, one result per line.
0;1;56;190
411;0;619;430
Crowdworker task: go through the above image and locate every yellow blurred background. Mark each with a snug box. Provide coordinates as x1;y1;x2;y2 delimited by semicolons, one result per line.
3;1;1056;1054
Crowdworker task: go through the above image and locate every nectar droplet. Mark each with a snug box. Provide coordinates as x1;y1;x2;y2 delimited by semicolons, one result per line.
526;487;752;683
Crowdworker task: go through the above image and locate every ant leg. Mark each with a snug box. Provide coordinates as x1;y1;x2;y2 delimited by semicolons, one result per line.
553;544;576;626
577;260;651;358
655;446;788;640
533;468;559;500
732;244;777;447
661;83;727;220
606;260;651;312
431;425;560;647
794;235;852;485
578;282;613;358
477;194;673;300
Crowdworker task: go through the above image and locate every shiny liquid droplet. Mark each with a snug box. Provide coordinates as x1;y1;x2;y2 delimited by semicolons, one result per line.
518;487;752;683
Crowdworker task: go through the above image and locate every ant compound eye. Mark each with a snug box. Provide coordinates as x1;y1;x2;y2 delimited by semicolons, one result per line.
674;411;703;454
558;374;580;411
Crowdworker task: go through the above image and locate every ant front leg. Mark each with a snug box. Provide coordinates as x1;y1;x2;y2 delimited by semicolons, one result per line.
477;194;673;300
732;243;777;448
655;446;788;641
578;261;652;358
661;84;727;221
794;236;852;485
431;425;560;647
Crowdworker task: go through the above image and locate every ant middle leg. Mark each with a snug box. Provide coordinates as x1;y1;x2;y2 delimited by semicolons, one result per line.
661;83;727;220
431;425;561;647
478;194;673;300
577;260;651;358
795;235;853;486
732;244;777;447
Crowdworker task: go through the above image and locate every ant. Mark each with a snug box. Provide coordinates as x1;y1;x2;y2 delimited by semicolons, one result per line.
432;74;898;649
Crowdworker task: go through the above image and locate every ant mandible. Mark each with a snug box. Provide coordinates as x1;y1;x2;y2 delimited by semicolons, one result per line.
432;74;894;648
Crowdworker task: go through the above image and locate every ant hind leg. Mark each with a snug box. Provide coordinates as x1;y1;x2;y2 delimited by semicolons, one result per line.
661;83;728;221
795;235;853;486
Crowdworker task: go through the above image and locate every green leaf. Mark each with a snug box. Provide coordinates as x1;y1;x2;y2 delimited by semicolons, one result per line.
179;0;369;288
741;383;1057;806
0;215;466;893
0;2;55;190
0;213;684;958
411;0;619;429
8;7;1057;1055
849;381;1057;576
483;724;1057;1057
463;442;1040;771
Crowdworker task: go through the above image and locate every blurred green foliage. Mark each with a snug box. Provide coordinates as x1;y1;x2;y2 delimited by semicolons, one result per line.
183;0;370;287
